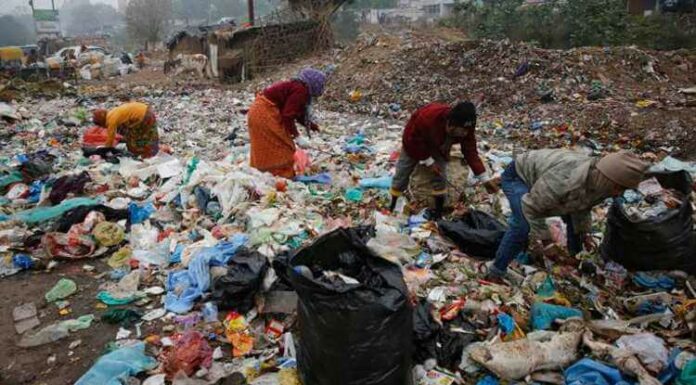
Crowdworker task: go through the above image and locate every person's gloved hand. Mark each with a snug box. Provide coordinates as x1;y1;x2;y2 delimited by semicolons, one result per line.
309;122;320;132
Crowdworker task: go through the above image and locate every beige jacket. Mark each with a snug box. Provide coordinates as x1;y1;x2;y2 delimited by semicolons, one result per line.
515;149;614;235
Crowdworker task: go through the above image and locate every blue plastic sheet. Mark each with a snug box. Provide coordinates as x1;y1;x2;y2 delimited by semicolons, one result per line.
497;313;516;334
359;176;392;189
27;180;43;204
170;243;185;264
565;358;633;385
128;202;155;225
164;234;248;314
75;342;157;385
295;173;332;185
633;272;675;291
530;302;583;330
476;375;500;385
12;197;99;224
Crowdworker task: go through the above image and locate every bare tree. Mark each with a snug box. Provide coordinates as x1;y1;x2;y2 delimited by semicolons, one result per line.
125;0;173;49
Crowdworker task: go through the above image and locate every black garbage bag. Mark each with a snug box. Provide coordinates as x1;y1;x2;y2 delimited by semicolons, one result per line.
288;227;412;385
413;300;477;371
602;171;696;273
212;248;269;313
438;210;507;259
53;204;129;232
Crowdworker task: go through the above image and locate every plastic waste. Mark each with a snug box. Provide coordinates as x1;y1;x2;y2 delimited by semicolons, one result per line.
437;210;507;259
18;314;94;347
616;333;669;374
82;126;123;147
294;173;332;185
164;330;213;378
202;301;219;323
676;359;696;385
531;302;583;330
358;176;392;189
632;272;675;291
12;254;33;270
212;248;268;312
45;278;77;302
42;232;98;260
344;188;363;202
583;331;662;385
366;224;420;264
287;228;412;385
101;308;142;327
565;358;632;385
602;171;695;273
129;202;156;225
476;375;499;385
108;247;132;268
92;222;125;247
13;197;99;224
75;342;157;385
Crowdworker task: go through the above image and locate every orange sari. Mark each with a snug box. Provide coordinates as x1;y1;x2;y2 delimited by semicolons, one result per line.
248;95;296;178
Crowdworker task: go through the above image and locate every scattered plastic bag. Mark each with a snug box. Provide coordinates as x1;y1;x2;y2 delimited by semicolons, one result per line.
437;210;507;259
82;126;123;147
13;197;99;224
18;314;94;347
75;342;157;385
287;228;413;385
677;359;696;385
42;232;97;259
93;222;125;247
101;308;142;327
212;248;269;312
129;202;156;225
295;173;332;185
45;278;77;302
531;302;583;330
359;176;392;189
616;333;669;374
164;330;213;379
565;358;632;385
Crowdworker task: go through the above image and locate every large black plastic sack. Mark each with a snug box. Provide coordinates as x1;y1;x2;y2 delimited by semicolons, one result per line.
438;210;507;259
602;171;696;273
212;248;269;313
288;227;413;385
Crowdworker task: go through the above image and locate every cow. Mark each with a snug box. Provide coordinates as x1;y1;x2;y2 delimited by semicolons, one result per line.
164;53;208;78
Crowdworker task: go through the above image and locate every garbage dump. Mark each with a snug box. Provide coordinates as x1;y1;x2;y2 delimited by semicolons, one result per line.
0;27;695;385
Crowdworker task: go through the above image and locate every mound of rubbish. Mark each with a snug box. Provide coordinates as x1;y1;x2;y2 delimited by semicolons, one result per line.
320;30;696;157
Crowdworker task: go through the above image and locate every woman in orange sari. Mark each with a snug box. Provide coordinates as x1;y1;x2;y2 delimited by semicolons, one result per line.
92;101;159;158
247;68;326;178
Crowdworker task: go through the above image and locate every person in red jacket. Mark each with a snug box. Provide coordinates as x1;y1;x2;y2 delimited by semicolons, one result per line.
389;101;498;219
247;68;325;178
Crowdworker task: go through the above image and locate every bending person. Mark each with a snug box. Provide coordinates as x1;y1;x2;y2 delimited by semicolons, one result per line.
488;149;649;281
92;101;159;158
390;101;497;219
247;68;326;178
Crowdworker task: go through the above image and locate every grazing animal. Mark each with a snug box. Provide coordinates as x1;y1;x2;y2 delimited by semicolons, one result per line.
164;53;208;78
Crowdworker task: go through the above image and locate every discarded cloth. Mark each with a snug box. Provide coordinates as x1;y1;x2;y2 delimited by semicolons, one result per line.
48;171;91;204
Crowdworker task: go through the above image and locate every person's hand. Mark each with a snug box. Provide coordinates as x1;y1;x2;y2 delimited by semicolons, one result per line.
483;177;500;194
583;234;597;252
309;122;320;132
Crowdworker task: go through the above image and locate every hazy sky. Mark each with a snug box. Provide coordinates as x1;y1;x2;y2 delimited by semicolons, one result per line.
0;0;118;15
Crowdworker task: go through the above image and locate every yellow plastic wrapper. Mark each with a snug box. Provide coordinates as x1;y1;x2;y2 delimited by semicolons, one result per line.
107;247;132;268
92;222;125;247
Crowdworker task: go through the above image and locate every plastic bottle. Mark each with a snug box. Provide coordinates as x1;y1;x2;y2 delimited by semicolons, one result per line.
202;301;219;323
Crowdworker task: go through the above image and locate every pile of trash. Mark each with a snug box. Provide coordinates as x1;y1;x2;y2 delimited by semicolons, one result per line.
620;177;685;221
309;30;696;158
1;82;695;385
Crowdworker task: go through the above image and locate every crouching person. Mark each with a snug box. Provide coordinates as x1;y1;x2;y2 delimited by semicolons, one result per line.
487;149;649;281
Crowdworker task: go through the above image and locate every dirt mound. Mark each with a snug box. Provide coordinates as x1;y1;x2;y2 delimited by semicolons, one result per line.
320;29;696;157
